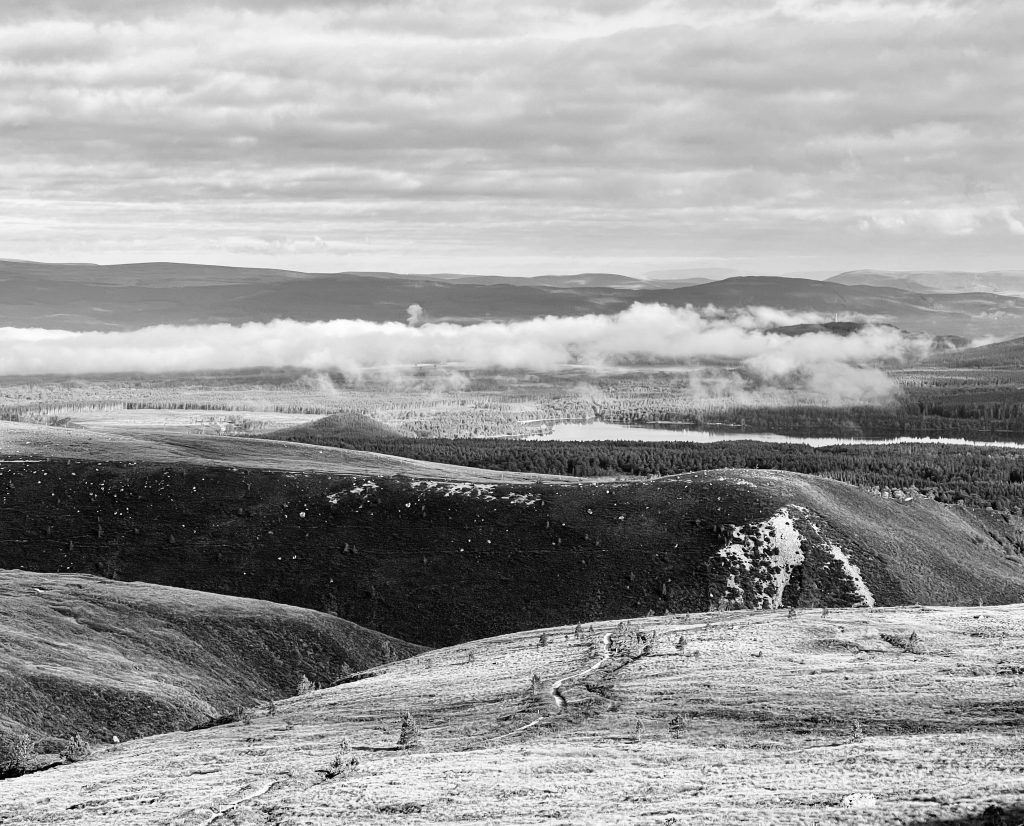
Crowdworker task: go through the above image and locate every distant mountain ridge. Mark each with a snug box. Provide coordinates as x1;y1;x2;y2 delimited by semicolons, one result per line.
3;259;1024;338
830;269;1024;296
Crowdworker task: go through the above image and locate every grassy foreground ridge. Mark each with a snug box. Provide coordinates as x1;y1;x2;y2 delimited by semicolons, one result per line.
1;604;1022;824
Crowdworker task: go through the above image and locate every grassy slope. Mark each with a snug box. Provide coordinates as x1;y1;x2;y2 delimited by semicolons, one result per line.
752;470;1024;608
1;456;1022;649
926;335;1024;368
2;605;1023;824
0;571;423;752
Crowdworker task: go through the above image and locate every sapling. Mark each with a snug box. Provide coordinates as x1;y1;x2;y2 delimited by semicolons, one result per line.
397;711;421;748
60;734;91;763
0;734;33;774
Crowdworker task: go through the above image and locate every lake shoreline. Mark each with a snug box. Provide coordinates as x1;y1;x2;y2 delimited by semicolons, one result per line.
523;421;1024;450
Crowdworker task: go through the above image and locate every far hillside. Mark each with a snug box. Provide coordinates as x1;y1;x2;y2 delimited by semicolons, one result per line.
830;268;1024;296
0;570;421;773
265;411;411;447
260;414;1024;511
926;336;1024;369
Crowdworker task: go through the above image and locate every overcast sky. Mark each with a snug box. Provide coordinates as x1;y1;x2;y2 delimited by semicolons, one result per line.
1;0;1021;276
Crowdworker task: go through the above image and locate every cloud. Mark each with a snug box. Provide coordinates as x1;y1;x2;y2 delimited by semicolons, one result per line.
222;235;338;255
0;303;928;403
406;304;425;326
0;1;1022;274
1001;208;1024;237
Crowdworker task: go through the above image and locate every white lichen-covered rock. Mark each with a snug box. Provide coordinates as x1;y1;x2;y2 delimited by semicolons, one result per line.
710;507;875;609
713;508;805;609
840;792;878;808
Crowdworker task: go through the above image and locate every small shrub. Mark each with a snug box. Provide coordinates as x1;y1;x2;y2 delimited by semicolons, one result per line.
323;753;359;780
538;632;550;648
881;631;925;655
376;803;425;815
297;675;316;696
397;711;421;748
668;714;687;737
225;705;252;725
0;734;34;774
60;734;91;763
610;626;645;658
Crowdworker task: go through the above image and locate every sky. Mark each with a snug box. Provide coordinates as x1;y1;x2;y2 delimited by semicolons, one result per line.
1;0;1022;276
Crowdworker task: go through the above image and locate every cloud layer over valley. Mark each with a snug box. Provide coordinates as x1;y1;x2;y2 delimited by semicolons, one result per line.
0;303;927;403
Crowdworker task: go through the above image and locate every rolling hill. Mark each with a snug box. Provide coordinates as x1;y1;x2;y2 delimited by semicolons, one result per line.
2;604;1022;824
2;438;1022;648
926;335;1024;369
0;570;422;772
830;269;1024;296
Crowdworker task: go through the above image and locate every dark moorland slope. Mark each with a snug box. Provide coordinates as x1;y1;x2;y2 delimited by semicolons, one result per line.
1;460;1022;648
0;570;421;762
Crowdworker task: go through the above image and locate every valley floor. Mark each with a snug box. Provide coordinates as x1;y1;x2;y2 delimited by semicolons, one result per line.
3;605;1023;824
